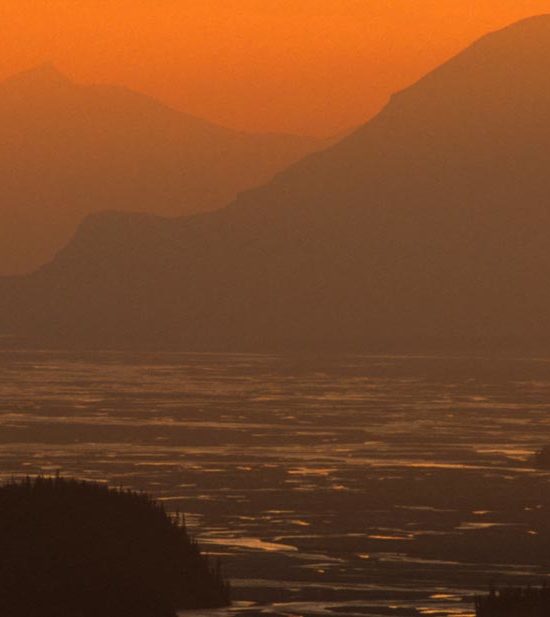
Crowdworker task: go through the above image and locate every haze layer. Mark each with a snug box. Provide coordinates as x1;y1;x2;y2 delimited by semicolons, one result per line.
2;16;550;351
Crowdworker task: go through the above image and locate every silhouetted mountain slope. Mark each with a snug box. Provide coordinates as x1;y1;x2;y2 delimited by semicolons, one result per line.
3;16;550;350
0;64;323;275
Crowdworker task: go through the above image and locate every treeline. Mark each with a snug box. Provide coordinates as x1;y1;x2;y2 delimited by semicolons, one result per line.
535;446;550;469
475;586;550;617
0;475;230;617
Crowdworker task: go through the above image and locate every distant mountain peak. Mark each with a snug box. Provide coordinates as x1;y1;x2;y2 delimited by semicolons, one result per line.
0;61;324;276
2;63;73;90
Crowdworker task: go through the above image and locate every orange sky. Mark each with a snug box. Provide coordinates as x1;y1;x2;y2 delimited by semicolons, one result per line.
1;1;550;136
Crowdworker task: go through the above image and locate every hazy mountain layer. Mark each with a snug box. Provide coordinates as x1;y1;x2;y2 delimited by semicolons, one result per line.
3;16;550;350
0;65;323;274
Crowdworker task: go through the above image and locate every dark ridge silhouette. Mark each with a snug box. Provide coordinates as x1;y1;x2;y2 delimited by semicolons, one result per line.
475;586;550;617
0;64;324;275
0;476;230;617
3;16;550;350
534;446;550;469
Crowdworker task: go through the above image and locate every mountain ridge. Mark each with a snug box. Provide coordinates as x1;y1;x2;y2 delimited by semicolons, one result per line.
3;16;550;350
0;65;325;275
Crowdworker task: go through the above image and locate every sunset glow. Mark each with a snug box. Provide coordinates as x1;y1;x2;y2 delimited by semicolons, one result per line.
3;4;550;615
2;0;550;135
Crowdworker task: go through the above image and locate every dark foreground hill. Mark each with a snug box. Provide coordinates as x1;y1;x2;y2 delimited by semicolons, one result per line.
0;476;230;617
2;16;550;351
0;65;323;275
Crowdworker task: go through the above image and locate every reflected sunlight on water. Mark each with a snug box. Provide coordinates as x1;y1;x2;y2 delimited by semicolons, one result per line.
1;351;550;616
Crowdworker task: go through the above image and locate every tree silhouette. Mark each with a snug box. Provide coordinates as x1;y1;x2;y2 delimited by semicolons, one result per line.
475;585;550;617
0;476;230;617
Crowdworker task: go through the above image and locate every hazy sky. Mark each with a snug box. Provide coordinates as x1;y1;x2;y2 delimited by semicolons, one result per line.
2;0;550;136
